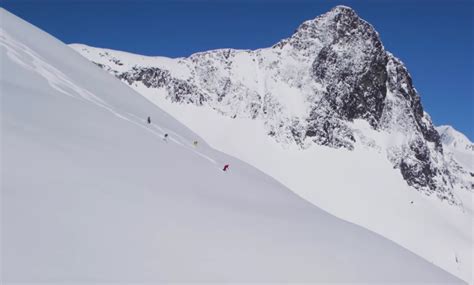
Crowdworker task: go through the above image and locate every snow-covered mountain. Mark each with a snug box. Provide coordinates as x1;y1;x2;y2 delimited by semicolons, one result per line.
2;7;467;283
70;5;473;283
71;6;472;204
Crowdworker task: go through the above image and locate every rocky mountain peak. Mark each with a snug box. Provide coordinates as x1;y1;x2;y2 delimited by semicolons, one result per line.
295;5;360;33
278;5;381;54
327;5;363;27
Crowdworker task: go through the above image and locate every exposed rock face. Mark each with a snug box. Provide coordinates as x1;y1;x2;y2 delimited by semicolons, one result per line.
119;67;207;104
302;7;388;149
71;5;472;204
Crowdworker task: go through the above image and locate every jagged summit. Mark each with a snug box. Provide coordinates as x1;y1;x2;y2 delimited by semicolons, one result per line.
275;5;382;63
325;4;361;23
296;5;360;31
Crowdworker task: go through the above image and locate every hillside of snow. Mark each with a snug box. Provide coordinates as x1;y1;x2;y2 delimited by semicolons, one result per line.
1;8;466;283
70;6;473;283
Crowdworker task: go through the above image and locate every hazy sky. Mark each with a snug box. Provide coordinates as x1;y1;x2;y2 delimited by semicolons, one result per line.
2;0;473;139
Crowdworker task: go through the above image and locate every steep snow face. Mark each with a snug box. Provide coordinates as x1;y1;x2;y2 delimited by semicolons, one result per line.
71;6;471;204
437;125;474;175
438;125;474;154
70;5;473;283
2;8;467;283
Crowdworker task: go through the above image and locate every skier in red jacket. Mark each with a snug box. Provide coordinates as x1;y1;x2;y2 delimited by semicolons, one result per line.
223;164;229;172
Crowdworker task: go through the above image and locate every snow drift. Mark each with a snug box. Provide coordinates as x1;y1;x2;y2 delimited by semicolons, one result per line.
0;7;466;284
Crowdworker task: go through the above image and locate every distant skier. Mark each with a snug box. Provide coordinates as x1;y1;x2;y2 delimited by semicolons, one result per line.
223;164;229;172
147;116;151;124
193;140;198;147
163;133;168;141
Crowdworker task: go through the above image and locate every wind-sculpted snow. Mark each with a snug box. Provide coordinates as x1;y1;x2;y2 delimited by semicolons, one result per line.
71;6;472;205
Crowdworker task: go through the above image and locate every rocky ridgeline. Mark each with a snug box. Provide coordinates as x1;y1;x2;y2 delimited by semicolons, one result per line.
77;6;472;204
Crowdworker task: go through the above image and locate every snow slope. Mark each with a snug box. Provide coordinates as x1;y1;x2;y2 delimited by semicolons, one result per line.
0;8;465;283
437;125;474;172
127;91;474;283
70;7;473;284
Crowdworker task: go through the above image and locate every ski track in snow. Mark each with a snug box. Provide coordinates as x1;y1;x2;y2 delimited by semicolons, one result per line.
126;112;218;165
1;28;219;169
1;30;108;107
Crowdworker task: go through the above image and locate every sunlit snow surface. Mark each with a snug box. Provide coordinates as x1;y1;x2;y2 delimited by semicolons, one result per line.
0;8;468;284
138;89;473;283
437;125;474;172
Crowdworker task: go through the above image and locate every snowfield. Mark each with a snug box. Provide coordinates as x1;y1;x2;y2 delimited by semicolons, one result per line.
0;7;467;284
